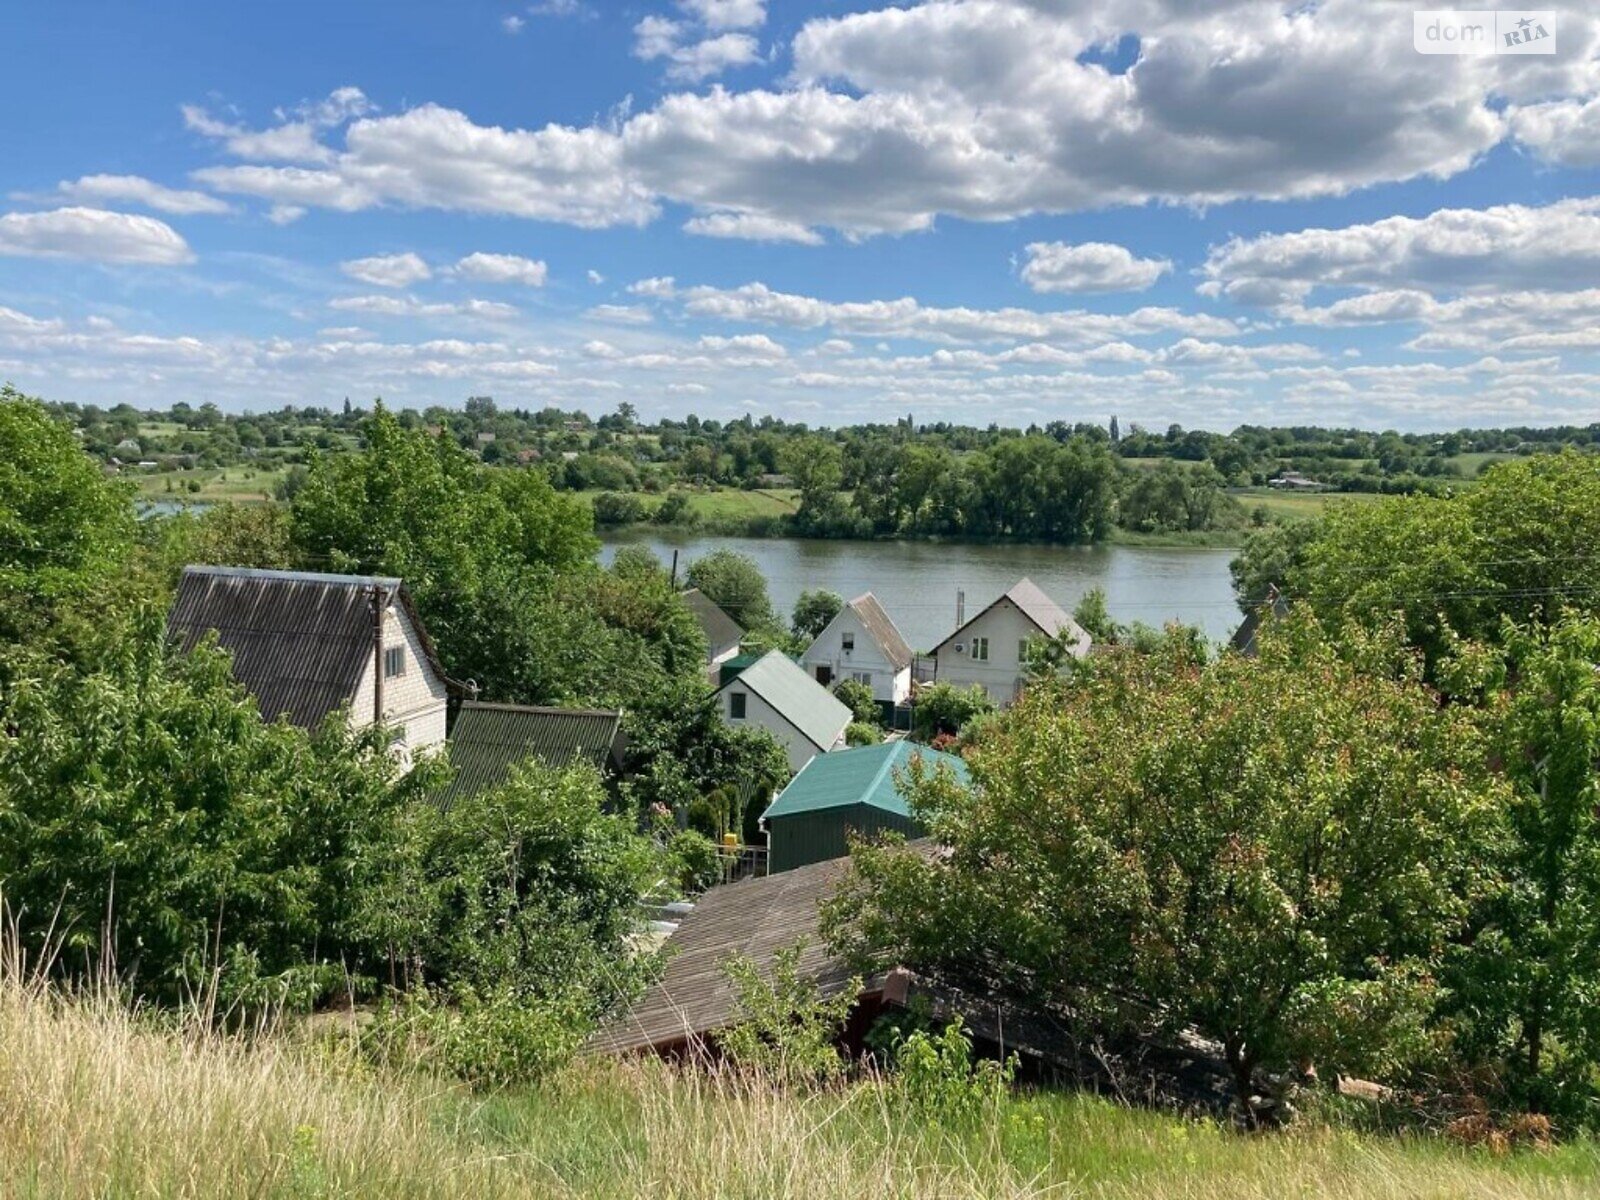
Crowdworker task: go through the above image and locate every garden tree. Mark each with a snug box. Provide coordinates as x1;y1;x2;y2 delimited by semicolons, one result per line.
0;611;443;1008
363;758;655;1015
831;615;1507;1125
1230;452;1600;670
1071;587;1118;644
621;677;790;835
149;503;297;578
1445;615;1600;1119
792;588;844;641
0;389;136;645
910;681;995;741
833;678;879;725
685;547;779;633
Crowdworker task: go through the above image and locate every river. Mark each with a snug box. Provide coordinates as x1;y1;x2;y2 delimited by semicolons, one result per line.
600;533;1243;648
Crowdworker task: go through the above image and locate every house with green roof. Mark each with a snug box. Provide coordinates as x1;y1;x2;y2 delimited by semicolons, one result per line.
760;740;969;873
715;649;851;774
435;700;626;809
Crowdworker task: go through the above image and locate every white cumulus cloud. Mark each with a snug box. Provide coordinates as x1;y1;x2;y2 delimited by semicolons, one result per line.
1021;241;1171;293
0;206;194;264
51;175;230;216
341;252;433;288
455;252;549;286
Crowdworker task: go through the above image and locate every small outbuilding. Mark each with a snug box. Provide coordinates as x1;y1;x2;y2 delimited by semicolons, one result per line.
436;700;626;809
760;740;969;874
682;587;745;679
716;649;852;774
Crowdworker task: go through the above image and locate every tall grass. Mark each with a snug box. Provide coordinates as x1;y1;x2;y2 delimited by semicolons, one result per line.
2;959;1597;1198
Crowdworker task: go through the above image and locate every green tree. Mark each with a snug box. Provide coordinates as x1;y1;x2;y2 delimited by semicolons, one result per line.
833;616;1506;1125
0;388;136;643
792;588;844;641
911;681;995;741
833;678;879;725
0;611;441;1007
685;548;778;633
1449;615;1600;1119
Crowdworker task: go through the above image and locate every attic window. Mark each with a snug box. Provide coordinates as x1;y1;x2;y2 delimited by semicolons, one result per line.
729;691;747;720
970;637;989;662
384;646;406;679
842;633;855;652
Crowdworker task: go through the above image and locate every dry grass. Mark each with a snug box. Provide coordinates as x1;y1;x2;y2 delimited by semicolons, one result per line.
2;970;1596;1199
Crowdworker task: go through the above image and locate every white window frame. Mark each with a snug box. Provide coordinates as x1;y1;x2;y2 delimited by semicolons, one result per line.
850;670;872;686
841;632;855;653
383;645;406;679
970;636;989;662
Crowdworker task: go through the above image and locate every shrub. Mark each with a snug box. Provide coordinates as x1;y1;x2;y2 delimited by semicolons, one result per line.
833;679;879;725
846;721;881;747
720;942;858;1086
893;1019;1016;1126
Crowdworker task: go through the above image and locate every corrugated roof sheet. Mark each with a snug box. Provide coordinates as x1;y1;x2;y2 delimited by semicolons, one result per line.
847;592;914;670
717;650;851;751
437;701;624;807
167;565;421;730
589;855;863;1055
762;740;969;822
682;588;744;655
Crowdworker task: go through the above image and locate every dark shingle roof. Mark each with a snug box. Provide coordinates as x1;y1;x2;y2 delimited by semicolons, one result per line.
1229;585;1290;656
437;701;625;807
846;592;914;671
589;855;863;1055
762;740;968;822
167;566;447;729
682;588;744;655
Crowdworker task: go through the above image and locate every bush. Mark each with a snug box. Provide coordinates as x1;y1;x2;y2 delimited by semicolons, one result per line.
911;681;994;741
592;491;645;527
893;1019;1016;1126
720;942;858;1086
833;679;879;725
846;721;881;747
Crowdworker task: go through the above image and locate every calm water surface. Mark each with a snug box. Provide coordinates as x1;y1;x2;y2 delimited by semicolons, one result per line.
601;533;1242;648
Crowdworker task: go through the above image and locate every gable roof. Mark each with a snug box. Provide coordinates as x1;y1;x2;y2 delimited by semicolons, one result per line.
167;565;451;730
588;855;863;1055
763;740;969;822
437;701;625;808
716;650;852;751
932;577;1091;656
682;587;744;653
1229;584;1291;657
843;592;914;671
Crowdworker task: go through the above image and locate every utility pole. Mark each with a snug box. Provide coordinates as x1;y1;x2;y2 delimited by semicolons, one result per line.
669;548;679;590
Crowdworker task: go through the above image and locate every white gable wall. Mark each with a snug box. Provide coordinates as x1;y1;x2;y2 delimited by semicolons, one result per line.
350;600;449;767
719;683;841;774
933;599;1051;707
799;606;911;704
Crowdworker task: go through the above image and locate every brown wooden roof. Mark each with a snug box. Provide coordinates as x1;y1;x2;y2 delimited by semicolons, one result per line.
590;855;864;1055
847;592;914;671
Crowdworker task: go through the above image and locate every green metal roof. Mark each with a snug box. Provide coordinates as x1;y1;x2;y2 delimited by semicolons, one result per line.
718;652;762;686
437;701;624;808
762;740;969;822
717;649;851;752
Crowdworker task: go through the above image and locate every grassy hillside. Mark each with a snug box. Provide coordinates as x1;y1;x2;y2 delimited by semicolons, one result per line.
4;979;1597;1199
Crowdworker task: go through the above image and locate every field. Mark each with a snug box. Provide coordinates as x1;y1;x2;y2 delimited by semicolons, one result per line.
1229;487;1382;523
1446;451;1520;478
4;977;1598;1199
132;466;287;504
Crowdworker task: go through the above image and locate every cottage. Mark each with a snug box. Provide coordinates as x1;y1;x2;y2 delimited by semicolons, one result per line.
931;577;1090;705
682;587;745;678
715;649;851;774
1228;584;1291;657
761;740;969;874
436;700;626;809
799;592;914;707
167;566;454;765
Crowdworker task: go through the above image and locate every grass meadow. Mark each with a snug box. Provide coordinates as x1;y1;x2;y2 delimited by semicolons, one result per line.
4;968;1598;1200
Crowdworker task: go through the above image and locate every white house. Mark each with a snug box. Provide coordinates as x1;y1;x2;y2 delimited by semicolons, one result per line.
682;587;745;680
931;577;1091;706
715;649;852;774
167;566;456;767
800;592;914;705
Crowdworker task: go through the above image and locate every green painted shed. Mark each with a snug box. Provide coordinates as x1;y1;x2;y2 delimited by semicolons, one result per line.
760;740;969;874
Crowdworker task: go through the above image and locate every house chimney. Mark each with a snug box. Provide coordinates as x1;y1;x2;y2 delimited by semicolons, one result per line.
955;589;965;628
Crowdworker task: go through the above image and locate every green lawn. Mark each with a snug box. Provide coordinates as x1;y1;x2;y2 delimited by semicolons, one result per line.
1446;451;1520;479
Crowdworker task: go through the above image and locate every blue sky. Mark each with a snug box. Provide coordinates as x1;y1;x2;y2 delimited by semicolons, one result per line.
3;1;1600;430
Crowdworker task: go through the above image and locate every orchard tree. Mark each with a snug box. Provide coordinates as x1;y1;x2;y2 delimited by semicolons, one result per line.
831;614;1507;1124
685;548;778;633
